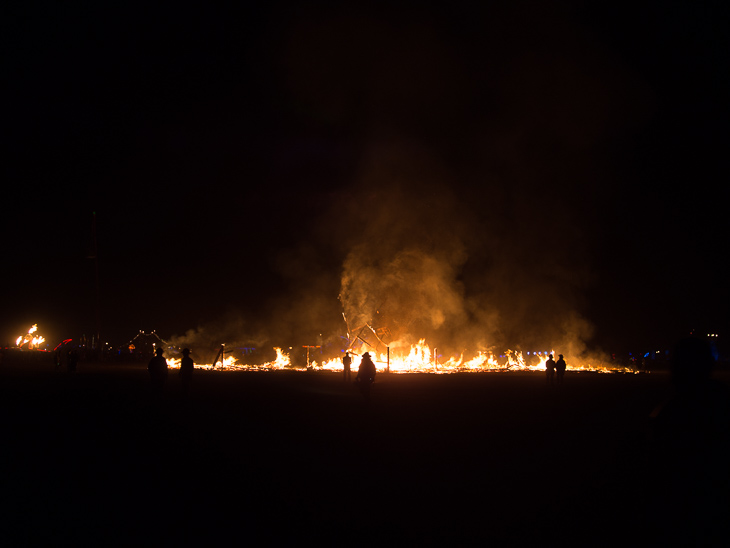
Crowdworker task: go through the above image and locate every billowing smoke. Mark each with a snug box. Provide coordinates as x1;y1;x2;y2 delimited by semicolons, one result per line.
334;141;600;364
341;246;468;348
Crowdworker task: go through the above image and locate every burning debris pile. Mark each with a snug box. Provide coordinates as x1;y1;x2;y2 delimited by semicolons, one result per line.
310;342;627;374
163;152;625;374
162;340;631;374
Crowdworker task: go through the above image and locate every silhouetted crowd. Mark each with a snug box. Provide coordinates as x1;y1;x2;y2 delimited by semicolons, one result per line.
147;347;194;399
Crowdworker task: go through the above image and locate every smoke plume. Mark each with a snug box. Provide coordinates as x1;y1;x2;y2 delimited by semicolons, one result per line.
335;140;599;363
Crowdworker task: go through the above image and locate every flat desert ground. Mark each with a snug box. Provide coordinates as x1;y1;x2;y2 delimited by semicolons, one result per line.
1;357;728;546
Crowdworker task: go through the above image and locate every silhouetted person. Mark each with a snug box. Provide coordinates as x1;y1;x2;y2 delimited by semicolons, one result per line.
545;354;556;385
58;345;69;372
555;354;566;384
179;348;193;396
356;352;376;401
648;336;730;544
343;352;352;382
54;346;63;371
148;347;168;397
67;347;78;373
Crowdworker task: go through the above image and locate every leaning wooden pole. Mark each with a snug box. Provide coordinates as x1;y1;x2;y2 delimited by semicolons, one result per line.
212;344;225;368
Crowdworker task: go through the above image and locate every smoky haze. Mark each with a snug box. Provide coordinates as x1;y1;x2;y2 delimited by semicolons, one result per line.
163;5;652;365
166;139;598;365
166;313;272;364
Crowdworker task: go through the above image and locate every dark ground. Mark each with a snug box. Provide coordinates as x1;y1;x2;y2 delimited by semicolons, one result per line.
1;356;728;546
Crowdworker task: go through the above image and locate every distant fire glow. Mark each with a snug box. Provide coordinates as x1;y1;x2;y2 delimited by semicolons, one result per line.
16;324;45;350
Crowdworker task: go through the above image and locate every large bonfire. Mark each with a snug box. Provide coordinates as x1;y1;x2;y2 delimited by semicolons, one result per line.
166;340;630;374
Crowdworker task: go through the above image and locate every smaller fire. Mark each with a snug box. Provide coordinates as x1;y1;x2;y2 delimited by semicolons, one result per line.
16;324;45;350
167;347;292;371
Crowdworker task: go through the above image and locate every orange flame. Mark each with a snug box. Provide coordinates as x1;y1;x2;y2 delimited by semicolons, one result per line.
167;347;292;371
311;340;629;374
16;324;45;350
166;341;631;374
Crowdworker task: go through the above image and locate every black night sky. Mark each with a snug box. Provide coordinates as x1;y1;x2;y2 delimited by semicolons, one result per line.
3;1;728;356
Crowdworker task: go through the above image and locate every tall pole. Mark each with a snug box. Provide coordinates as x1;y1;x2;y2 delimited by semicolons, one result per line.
213;344;225;368
91;212;101;360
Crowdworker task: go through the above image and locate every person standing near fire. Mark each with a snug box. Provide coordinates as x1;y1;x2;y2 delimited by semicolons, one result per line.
148;347;168;397
545;354;556;386
356;352;376;401
343;351;352;382
555;354;567;384
180;348;194;395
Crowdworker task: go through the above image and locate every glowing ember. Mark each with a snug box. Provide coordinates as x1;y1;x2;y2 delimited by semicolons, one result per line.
15;324;45;350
